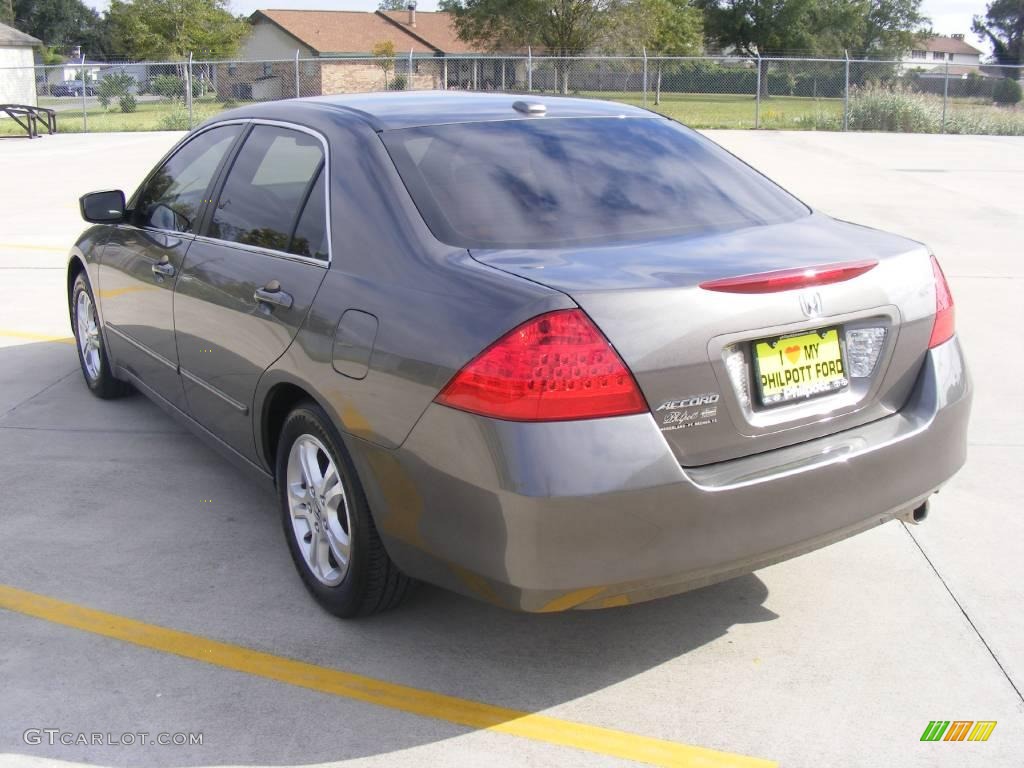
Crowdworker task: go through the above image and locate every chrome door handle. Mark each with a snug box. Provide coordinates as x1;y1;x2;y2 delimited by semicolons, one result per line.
151;261;175;278
254;283;293;310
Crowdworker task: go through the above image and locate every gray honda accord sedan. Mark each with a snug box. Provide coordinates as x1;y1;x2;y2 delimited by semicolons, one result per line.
68;92;970;616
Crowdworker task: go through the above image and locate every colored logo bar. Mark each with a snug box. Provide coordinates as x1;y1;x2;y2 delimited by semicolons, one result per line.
921;721;997;742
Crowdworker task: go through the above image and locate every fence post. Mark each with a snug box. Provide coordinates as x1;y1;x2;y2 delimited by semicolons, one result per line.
443;55;448;90
527;46;533;92
408;49;413;90
80;53;88;132
186;52;194;128
294;49;300;98
501;57;506;91
642;47;648;108
843;50;850;131
755;54;762;129
941;60;949;133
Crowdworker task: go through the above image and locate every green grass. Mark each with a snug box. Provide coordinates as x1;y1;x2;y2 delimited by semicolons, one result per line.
0;98;229;135
577;91;844;129
0;91;848;135
794;84;1024;136
3;89;1018;135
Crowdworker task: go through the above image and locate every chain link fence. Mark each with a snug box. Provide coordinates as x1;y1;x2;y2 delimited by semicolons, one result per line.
2;53;1022;136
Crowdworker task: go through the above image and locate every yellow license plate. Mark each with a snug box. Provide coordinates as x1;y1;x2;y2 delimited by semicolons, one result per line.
754;328;848;405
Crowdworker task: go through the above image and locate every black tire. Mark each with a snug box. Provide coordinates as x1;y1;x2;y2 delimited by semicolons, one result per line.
71;272;131;399
276;402;411;617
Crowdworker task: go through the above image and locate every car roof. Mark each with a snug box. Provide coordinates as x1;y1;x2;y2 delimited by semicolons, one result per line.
212;91;657;132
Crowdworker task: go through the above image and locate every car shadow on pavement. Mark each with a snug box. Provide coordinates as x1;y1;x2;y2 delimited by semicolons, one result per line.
0;339;778;767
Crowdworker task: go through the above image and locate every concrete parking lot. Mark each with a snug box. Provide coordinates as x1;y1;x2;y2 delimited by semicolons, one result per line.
1;128;1022;768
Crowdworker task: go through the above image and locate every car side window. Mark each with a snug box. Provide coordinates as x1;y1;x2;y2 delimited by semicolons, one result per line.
134;125;241;233
208;125;326;256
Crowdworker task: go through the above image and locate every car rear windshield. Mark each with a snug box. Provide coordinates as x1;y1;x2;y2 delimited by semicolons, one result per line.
381;117;810;249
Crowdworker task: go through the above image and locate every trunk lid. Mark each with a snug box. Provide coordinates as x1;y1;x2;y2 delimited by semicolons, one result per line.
472;213;939;466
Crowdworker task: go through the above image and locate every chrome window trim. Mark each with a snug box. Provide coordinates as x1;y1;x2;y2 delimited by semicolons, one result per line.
131;118;333;269
190;234;328;268
205;118;332;269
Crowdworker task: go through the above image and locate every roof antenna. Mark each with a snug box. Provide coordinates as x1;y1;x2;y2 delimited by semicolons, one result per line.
513;101;547;115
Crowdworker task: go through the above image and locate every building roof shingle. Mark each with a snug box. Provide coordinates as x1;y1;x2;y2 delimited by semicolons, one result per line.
378;10;482;55
917;35;983;56
256;10;435;54
0;21;41;47
253;9;484;56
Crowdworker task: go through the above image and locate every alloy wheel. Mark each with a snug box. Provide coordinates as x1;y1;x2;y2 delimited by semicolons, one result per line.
286;434;352;586
76;290;102;382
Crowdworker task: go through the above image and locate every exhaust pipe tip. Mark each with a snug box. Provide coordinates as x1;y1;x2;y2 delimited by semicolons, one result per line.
913;500;929;523
899;499;930;525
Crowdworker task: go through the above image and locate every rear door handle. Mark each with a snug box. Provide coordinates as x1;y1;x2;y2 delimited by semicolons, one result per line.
151;261;175;279
254;281;293;310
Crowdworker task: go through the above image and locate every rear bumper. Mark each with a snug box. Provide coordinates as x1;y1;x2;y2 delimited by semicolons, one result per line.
355;337;971;612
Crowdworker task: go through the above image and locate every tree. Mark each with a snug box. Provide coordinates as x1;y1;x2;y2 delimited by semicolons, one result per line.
696;0;819;57
441;0;615;54
813;0;928;58
106;0;248;60
1;0;13;26
606;0;703;54
378;0;411;9
695;0;819;96
440;0;618;93
372;39;396;89
96;71;135;108
973;0;1024;66
606;0;703;102
13;0;112;56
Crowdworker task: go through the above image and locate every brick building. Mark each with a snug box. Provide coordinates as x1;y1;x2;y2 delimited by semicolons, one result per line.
217;7;488;100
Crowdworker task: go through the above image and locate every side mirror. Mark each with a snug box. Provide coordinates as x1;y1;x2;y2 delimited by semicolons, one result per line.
80;190;126;223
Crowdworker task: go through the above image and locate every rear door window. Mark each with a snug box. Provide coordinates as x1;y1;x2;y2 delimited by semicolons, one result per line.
208;125;326;256
288;169;328;260
381;117;809;249
134;124;241;233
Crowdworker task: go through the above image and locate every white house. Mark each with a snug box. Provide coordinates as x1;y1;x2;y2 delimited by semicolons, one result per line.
0;21;40;106
42;61;149;92
902;34;983;71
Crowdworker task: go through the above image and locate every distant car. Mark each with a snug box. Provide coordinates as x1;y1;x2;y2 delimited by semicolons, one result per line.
51;80;95;97
68;93;971;618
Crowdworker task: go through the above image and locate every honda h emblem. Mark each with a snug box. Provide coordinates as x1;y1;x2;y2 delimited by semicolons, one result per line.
799;292;823;318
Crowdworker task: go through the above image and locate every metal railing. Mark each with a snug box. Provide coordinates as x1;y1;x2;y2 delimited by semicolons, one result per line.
1;53;1021;136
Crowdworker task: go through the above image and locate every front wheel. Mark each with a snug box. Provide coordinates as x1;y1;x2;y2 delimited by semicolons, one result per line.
71;273;130;399
276;403;411;617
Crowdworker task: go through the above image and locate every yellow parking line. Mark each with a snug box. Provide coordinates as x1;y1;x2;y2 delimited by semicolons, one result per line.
0;242;65;252
0;584;773;768
0;329;74;345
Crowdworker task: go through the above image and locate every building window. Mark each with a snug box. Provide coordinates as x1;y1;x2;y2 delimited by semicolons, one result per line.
932;51;944;60
263;62;273;77
911;50;926;59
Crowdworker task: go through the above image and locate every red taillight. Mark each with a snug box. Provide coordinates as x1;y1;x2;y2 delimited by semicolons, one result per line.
699;260;878;294
435;309;648;422
928;255;955;348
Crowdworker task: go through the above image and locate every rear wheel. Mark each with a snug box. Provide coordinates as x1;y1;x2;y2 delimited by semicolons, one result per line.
71;273;130;399
276;403;411;617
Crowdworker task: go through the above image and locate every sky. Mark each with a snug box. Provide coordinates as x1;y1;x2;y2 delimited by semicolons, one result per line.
81;1;991;49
